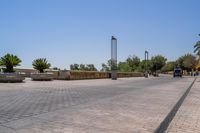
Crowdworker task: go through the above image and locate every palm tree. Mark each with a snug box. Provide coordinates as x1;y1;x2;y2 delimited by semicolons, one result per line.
194;34;200;57
32;58;51;73
0;54;21;72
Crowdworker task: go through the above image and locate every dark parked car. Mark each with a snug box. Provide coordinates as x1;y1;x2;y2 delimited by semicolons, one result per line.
173;68;182;77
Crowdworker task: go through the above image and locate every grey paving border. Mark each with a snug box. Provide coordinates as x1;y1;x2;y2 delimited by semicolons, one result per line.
154;77;197;133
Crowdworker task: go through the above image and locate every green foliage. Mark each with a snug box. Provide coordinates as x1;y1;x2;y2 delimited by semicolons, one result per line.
194;34;200;56
126;55;140;71
101;63;110;72
70;64;97;71
194;41;200;55
118;62;132;72
79;64;86;71
149;55;167;72
70;64;79;70
52;67;60;70
86;64;97;71
138;60;151;72
176;54;197;72
194;35;200;67
0;53;21;72
32;58;51;73
100;60;112;72
161;61;176;72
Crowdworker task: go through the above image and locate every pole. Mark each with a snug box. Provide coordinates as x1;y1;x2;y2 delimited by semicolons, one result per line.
111;36;117;80
145;51;149;78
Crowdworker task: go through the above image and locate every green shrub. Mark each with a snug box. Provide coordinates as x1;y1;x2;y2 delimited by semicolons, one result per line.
32;58;51;73
0;53;21;73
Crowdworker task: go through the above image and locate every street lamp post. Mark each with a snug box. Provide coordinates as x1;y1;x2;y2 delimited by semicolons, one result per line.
145;50;149;78
111;36;117;80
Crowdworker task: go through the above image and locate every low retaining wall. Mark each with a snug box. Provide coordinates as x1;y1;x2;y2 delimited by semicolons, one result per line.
14;69;144;80
0;73;25;82
56;71;143;80
117;72;144;78
68;71;109;80
31;73;54;81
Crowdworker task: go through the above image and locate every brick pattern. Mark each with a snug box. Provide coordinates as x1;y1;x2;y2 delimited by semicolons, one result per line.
166;78;200;133
0;77;195;133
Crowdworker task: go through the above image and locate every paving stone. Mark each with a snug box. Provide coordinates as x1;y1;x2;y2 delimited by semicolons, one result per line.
166;77;200;133
0;77;195;132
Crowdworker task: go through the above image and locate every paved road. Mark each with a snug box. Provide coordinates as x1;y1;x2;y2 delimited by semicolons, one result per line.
0;76;195;133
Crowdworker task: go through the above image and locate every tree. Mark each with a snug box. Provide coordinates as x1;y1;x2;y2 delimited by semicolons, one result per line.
32;58;51;73
79;64;85;71
176;56;184;69
126;55;140;71
176;54;197;71
177;54;197;72
137;60;152;73
194;34;200;57
86;64;97;71
70;64;79;70
194;41;200;56
53;67;60;70
150;55;167;72
70;64;97;71
161;61;176;72
0;53;21;72
100;60;112;72
101;63;110;72
183;54;197;72
118;62;132;72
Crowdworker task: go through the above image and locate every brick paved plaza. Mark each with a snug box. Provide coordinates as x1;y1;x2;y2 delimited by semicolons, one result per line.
166;78;200;133
0;76;197;133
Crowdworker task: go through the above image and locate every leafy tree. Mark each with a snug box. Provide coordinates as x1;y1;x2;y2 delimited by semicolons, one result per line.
183;54;197;71
32;58;51;73
150;55;167;72
101;63;110;72
70;64;79;70
0;53;21;72
79;64;86;71
177;54;197;72
126;55;140;71
86;64;97;71
70;64;97;71
107;59;112;68
118;62;132;72
100;60;112;72
53;67;60;70
176;56;184;69
138;60;152;72
161;61;176;72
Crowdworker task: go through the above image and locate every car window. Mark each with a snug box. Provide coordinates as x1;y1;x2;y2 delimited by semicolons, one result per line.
175;70;181;73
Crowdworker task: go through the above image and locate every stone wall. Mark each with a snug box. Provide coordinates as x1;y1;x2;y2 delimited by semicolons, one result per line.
60;71;143;80
68;71;109;80
14;68;144;80
117;72;144;78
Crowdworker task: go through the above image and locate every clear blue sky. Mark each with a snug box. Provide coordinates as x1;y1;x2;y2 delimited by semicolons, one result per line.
0;0;200;70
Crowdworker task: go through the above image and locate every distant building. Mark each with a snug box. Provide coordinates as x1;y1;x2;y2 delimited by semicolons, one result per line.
15;68;38;77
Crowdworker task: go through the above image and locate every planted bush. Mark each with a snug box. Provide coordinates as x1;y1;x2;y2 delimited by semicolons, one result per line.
0;53;21;73
32;58;51;73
